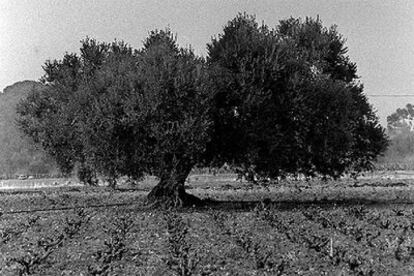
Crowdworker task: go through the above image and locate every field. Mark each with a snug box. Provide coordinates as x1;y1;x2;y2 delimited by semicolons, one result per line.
1;174;414;275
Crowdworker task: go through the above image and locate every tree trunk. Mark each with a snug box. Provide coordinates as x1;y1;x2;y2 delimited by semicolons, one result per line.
108;177;117;189
146;162;202;208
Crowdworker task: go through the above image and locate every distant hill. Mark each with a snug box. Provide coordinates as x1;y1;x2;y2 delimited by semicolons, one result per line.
0;80;58;177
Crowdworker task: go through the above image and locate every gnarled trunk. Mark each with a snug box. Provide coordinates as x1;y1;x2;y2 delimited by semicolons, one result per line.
146;162;202;208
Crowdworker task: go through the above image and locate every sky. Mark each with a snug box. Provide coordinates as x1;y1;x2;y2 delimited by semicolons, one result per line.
1;0;413;126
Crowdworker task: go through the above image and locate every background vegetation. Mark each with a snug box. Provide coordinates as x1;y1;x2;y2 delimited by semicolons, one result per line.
375;104;414;170
0;81;58;178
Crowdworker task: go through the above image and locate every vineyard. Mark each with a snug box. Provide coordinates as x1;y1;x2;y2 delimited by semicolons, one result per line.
1;176;414;275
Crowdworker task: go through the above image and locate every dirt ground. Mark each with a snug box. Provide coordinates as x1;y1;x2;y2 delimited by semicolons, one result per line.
1;173;414;275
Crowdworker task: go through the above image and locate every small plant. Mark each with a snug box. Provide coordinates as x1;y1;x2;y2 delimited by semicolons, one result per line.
232;228;284;274
64;209;92;238
346;206;368;220
212;207;285;274
392;228;414;262
88;215;134;276
164;211;199;276
254;203;300;244
1;215;40;245
7;209;91;275
209;210;232;236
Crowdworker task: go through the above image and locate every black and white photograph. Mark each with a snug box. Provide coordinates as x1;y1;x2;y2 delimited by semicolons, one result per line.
1;0;414;275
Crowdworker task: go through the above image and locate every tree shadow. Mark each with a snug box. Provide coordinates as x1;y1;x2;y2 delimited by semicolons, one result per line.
183;197;414;212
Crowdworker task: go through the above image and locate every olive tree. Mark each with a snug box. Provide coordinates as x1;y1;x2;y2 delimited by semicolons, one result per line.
17;16;388;207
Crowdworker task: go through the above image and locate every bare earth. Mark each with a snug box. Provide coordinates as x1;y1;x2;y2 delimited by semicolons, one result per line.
1;173;414;275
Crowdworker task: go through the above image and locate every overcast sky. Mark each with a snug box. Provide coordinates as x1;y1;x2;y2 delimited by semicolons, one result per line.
1;0;413;126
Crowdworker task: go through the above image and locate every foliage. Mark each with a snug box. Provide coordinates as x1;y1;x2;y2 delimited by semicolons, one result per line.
17;33;212;204
16;61;85;176
0;81;57;177
206;13;388;179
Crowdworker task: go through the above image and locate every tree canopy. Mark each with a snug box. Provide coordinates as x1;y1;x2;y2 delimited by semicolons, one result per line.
17;14;388;206
206;14;387;179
